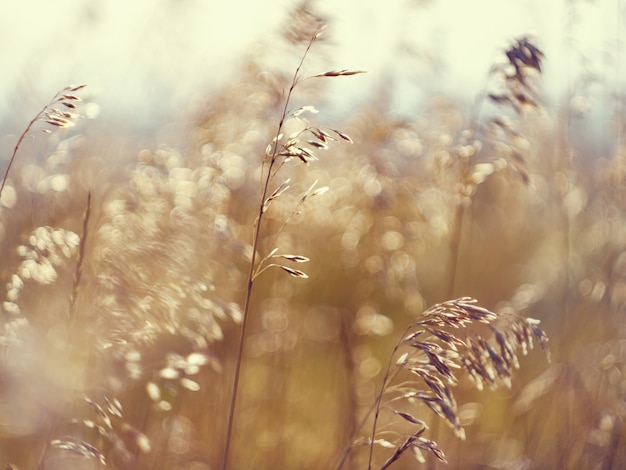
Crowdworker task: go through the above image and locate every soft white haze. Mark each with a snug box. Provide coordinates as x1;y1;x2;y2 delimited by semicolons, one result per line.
1;0;624;131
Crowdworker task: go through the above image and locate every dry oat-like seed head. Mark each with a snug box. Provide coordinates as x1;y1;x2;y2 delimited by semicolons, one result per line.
312;69;368;78
1;85;88;202
367;298;549;468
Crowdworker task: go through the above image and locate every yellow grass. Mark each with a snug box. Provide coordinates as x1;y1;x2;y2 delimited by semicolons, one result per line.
0;16;623;470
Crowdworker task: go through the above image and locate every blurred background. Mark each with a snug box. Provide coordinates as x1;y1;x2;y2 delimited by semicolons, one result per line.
2;0;624;130
1;1;626;469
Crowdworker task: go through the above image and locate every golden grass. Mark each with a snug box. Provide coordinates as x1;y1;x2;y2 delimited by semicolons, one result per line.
0;11;624;470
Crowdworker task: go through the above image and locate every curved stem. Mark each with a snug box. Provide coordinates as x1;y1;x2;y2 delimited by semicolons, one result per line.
366;345;399;470
1;111;45;201
366;321;413;470
1;86;82;203
334;366;402;470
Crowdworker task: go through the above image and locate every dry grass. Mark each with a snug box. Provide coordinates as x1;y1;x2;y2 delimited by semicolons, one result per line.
361;298;548;469
0;5;624;470
221;25;364;469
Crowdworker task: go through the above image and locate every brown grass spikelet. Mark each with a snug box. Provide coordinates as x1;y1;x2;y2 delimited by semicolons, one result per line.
312;69;369;78
360;298;549;469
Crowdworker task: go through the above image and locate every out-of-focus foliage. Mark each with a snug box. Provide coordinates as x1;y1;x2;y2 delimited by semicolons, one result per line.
0;3;625;469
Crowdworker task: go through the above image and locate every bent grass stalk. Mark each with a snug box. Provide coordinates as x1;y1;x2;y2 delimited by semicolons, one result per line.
0;85;85;203
360;298;549;470
367;333;407;470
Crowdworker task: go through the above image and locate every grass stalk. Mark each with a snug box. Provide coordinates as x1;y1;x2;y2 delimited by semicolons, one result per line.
1;85;85;203
220;29;323;470
366;339;404;470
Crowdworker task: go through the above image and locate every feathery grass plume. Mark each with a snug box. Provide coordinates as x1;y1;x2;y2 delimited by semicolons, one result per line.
221;24;365;470
0;85;86;203
348;298;550;469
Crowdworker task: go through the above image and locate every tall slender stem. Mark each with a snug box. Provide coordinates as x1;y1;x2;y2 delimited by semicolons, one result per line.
220;29;322;470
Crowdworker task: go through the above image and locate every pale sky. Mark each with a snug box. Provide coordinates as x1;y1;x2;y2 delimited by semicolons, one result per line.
1;0;624;132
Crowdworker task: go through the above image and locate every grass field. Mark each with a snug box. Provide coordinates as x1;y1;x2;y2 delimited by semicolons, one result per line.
1;6;624;470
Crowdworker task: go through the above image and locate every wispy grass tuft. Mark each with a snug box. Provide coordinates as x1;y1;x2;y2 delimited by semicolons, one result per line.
0;85;86;203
